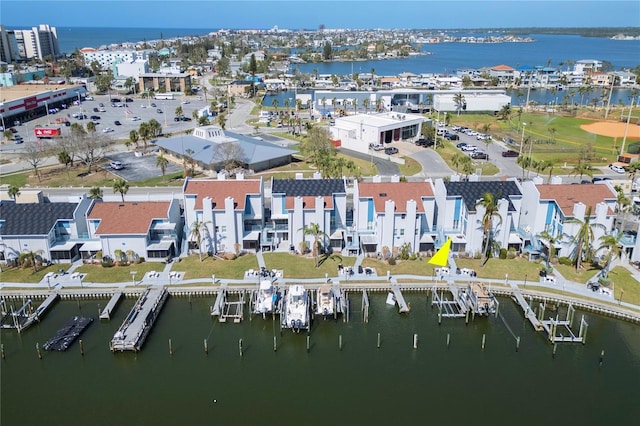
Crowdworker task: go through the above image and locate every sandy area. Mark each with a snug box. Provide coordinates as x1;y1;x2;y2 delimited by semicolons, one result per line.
580;121;640;139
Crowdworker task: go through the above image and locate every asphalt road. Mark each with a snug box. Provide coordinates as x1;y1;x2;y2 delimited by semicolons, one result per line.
339;147;400;176
106;150;183;181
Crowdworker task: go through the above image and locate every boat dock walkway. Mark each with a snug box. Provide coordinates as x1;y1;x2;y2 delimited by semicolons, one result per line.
43;316;93;351
391;282;410;313
110;287;168;352
210;283;227;317
0;294;59;333
219;291;246;323
99;292;123;320
513;290;544;331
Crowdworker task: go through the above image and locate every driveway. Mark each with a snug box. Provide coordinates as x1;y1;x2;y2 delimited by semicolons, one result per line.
338;148;400;176
106;150;182;181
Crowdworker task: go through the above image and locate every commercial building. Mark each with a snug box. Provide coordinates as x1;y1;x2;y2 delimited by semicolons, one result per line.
8;24;60;60
81;48;152;70
138;72;192;94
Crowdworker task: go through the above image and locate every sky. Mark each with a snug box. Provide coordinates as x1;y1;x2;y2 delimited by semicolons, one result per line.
2;0;639;30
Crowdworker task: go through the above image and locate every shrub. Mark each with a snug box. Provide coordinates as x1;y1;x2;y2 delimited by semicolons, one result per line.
101;256;114;268
387;257;397;265
499;248;507;259
137;257;145;263
627;142;640;155
598;276;612;287
558;256;572;266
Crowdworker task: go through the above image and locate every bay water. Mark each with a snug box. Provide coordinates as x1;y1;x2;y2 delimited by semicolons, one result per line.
1;293;639;425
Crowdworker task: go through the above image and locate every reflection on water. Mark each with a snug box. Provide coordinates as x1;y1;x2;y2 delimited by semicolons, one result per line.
1;294;639;424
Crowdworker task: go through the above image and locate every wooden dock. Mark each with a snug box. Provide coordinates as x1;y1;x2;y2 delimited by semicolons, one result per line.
99;292;123;320
431;286;467;318
513;290;544;331
210;283;227;317
110;287;168;352
391;285;410;313
219;291;245;323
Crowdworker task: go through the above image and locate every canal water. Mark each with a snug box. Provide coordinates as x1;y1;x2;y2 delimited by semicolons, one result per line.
1;293;639;425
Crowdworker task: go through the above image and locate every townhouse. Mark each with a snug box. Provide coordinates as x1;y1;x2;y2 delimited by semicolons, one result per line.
353;177;436;255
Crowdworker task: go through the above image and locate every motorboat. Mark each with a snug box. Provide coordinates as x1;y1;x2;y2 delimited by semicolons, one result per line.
282;285;309;332
316;285;335;317
254;279;279;317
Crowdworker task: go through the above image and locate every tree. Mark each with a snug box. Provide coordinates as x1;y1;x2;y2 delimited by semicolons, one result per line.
299;126;335;171
88;186;103;199
598;233;623;279
112;178;129;202
217;113;227;130
362;98;370;114
189;220;211;261
8;184;20;200
537;230;561;268
138;122;151;147
451;152;467;172
94;74;112;93
271;98;279;113
565;206;605;271
323;42;332;60
174;105;183;119
147;119;162;138
569;160;594;181
58;150;72;178
212;142;245;172
453;93;466;116
124;77;136;94
476;192;502;266
156;154;169;181
129;130;140;148
300;222;328;268
249;54;257;97
71;132;110;173
21;141;47;182
86;121;96;133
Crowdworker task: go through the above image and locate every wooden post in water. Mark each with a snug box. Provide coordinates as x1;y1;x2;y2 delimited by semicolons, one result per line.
552;343;557;358
438;304;442;325
169;339;173;356
599;349;605;366
36;343;42;359
239;338;243;357
273;336;277;352
446;333;450;348
377;333;381;349
481;334;486;351
306;335;310;352
1;343;5;359
79;339;84;356
516;336;521;352
339;335;342;351
98;304;101;316
204;339;208;355
465;308;469;325
413;334;418;349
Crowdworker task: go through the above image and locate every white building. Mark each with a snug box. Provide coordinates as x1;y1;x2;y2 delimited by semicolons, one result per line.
433;92;512;113
82;48;152;70
115;59;149;78
11;24;59;60
330;112;425;153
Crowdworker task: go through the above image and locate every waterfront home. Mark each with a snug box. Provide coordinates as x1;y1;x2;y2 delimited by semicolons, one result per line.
519;178;617;261
0;197;92;264
86;200;182;262
353;177;437;255
433;178;523;256
182;176;264;254
269;176;348;254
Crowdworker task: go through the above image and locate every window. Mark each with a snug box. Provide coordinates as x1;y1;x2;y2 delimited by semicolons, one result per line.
400;229;405;236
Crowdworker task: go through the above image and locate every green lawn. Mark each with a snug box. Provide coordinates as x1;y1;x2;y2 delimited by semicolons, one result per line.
76;262;160;283
262;252;355;278
0;172;28;187
553;264;600;284
435;141;500;176
608;266;640;306
361;257;436;276
0;264;70;283
171;254;259;280
398;157;422;176
455;257;544;281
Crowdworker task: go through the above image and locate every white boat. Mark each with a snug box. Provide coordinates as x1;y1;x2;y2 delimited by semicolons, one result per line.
283;285;309;331
254;279;279;316
316;285;335;317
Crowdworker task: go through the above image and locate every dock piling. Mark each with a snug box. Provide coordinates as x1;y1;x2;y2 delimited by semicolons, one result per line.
552;343;557;357
339;335;342;351
204;339;208;355
239;338;243;357
36;343;42;359
169;339;173;357
306;335;310;352
446;333;450;348
79;339;84;356
413;333;418;349
599;349;605;366
1;343;4;359
516;336;520;352
273;336;277;352
481;334;486;351
377;333;381;349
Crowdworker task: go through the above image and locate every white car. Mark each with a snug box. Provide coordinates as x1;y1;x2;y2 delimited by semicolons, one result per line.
102;127;114;133
110;161;124;170
182;100;190;104
85;96;94;101
609;164;626;174
130;116;141;121
462;145;478;152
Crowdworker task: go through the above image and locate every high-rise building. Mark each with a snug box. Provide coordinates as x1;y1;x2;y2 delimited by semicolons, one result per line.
0;25;19;63
9;24;60;60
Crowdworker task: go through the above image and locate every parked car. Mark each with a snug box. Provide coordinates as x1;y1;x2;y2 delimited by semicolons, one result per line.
456;142;468;149
114;120;122;126
125;98;133;103
501;150;519;158
384;147;399;155
102;127;114;133
151;103;157;107
609;164;626;174
85;96;94;101
90;115;101;121
156;108;163;114
471;151;488;160
98;107;106;112
445;133;459;140
110;161;124;170
93;107;99;112
130;116;141;121
369;143;384;151
461;145;478;152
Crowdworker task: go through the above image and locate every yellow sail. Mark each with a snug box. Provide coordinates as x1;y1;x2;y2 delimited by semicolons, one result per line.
428;238;451;267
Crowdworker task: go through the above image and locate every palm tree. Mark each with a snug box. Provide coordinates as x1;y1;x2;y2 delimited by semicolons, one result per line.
537;230;561;268
112;178;129;202
156;154;169;181
321;97;327;115
217;112;227;130
598;233;623;279
565;206;605;271
189;220;211;261
300;223;328;268
271;98;279;114
88;186;103;199
283;98;291;113
453;93;466;116
476;192;502;266
569;160;594;181
8;184;20;200
451;152;466;172
174;105;183;119
497;104;511;121
129;130;140;148
58;150;72;179
517;155;532;180
331;97;337;113
362;98;370;114
138;122;151;148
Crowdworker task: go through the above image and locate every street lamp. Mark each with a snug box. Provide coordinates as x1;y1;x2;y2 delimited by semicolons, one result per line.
519;122;527;155
163;102;167;127
44;101;50;125
619;289;625;305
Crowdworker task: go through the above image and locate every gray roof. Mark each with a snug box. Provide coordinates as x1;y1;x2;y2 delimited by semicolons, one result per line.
0;202;78;236
444;181;521;212
154;130;295;168
272;178;345;196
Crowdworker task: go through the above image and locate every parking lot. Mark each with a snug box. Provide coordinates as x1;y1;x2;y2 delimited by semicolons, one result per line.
105;150;183;181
